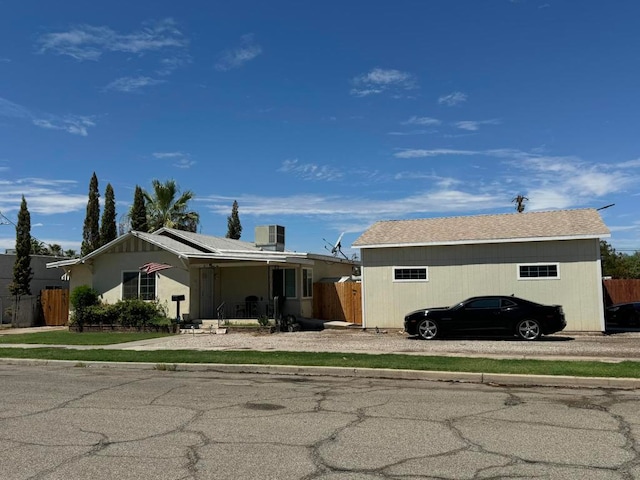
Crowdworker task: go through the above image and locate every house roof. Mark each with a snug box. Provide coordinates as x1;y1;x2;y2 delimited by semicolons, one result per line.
352;209;610;248
152;228;261;252
47;227;358;268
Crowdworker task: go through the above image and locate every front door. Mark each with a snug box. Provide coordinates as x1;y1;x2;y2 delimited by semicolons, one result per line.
199;267;215;318
272;269;284;317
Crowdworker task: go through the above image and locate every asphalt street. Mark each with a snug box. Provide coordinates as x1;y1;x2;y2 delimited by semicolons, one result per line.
1;364;640;479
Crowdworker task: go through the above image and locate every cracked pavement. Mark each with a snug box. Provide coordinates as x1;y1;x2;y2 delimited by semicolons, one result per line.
1;364;640;479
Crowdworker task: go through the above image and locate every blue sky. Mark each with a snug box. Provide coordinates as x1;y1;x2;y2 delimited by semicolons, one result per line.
1;0;639;257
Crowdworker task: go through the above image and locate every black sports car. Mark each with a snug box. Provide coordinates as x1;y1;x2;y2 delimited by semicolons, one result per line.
605;302;640;327
404;295;566;341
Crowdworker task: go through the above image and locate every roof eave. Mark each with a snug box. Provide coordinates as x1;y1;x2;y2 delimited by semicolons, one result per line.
354;233;610;249
46;258;82;269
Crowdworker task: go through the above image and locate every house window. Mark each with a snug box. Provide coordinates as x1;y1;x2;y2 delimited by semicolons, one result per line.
284;268;296;298
302;268;313;298
518;263;560;280
122;271;156;300
393;267;428;282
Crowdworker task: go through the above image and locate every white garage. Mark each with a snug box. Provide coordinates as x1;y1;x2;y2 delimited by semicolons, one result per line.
353;209;610;332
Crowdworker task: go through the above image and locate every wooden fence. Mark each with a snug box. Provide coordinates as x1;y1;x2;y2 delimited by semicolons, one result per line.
602;279;640;305
313;282;362;324
41;289;69;326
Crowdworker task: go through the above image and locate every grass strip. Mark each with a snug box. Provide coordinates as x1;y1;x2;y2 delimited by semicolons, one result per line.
0;332;170;345
1;347;639;379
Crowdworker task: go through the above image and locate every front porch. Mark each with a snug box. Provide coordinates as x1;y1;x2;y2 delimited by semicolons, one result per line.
190;263;312;322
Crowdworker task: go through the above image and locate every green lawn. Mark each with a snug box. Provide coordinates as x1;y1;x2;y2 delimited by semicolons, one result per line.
0;347;639;379
0;331;170;345
1;330;638;379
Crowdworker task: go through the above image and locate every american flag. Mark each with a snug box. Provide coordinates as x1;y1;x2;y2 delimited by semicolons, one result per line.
139;262;174;275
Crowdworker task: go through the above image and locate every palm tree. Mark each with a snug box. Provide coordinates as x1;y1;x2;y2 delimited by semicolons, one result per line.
144;179;200;232
511;194;529;213
48;244;63;256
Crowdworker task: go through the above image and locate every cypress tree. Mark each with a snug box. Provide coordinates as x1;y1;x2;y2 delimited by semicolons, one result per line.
81;172;100;256
9;195;33;296
100;183;117;246
130;185;148;232
226;200;242;240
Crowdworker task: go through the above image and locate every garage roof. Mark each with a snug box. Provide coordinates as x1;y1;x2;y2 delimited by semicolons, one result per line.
353;208;610;248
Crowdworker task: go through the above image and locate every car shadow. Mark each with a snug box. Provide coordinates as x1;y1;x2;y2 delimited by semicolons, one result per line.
604;324;640;335
407;334;575;342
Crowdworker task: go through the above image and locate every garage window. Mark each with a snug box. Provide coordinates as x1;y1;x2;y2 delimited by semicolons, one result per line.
393;267;428;282
518;263;559;280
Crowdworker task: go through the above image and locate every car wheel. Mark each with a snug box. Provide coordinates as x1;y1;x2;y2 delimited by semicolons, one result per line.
417;319;439;340
516;319;541;340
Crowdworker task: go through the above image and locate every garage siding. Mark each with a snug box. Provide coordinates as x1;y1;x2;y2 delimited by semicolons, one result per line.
361;239;603;332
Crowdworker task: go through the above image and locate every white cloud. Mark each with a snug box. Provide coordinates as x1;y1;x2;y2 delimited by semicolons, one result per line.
612;158;640;169
0;178;85;215
215;34;262;71
350;68;417;97
0;97;31;119
153;151;195;169
33;115;95;136
394;148;478;158
402;116;441;126
156;54;191;76
37;18;188;61
388;130;436;136
200;189;503;220
438;91;467;106
105;76;165;93
279;159;344;181
173;159;196;169
0;97;96;136
391;146;637;214
194;145;638;244
454;119;501;131
153;152;185;159
394;172;461;188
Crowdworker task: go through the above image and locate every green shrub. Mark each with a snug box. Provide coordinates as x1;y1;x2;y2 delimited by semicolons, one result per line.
69;293;171;331
70;285;100;311
70;285;101;327
111;298;170;329
84;304;118;325
257;315;270;327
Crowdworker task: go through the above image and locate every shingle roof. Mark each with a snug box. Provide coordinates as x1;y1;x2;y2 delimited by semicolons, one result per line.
353;209;610;248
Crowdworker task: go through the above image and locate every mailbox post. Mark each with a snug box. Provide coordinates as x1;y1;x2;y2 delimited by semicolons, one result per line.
171;294;185;324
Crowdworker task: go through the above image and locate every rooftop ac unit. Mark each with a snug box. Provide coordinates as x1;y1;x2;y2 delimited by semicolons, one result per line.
255;225;285;251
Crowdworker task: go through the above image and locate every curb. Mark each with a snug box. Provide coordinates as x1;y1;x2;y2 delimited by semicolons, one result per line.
2;358;640;389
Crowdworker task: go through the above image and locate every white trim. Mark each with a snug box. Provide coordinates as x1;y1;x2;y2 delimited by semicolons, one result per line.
517;262;560;280
121;270;158;300
354;233;610;249
392;266;429;282
302;268;313;299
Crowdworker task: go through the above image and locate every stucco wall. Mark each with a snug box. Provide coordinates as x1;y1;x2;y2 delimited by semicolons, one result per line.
360;239;604;332
66;251;189;319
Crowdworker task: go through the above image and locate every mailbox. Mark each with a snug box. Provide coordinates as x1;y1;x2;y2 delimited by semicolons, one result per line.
172;295;186;325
